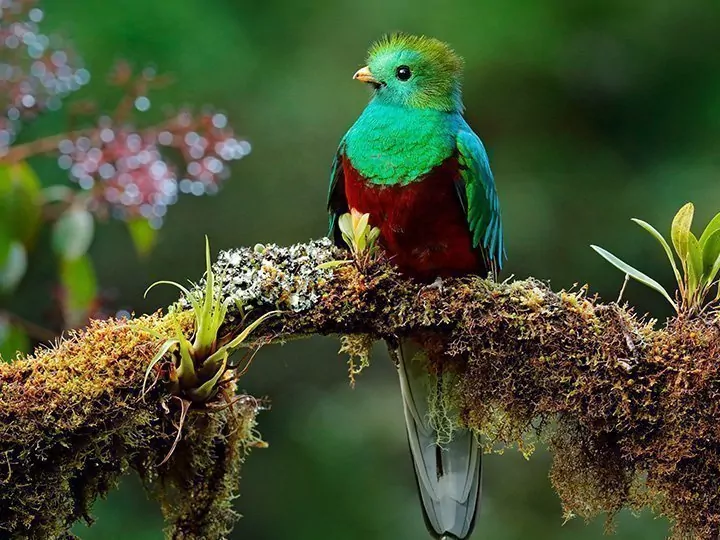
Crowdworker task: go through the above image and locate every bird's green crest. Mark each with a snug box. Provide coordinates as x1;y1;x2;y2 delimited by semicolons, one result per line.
365;33;464;112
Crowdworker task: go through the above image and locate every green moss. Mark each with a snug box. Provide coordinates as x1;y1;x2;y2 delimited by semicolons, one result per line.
0;314;260;539
426;367;460;447
257;248;720;539
338;333;374;386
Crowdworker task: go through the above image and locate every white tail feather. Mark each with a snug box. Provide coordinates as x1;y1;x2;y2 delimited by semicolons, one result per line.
396;338;481;539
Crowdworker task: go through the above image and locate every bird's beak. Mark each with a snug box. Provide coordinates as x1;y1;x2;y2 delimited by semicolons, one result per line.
353;66;379;85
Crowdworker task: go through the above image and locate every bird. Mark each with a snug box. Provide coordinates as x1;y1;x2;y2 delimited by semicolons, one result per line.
327;34;504;539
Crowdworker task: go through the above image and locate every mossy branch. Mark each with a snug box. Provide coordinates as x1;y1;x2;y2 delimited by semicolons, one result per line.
0;314;262;540
2;238;720;539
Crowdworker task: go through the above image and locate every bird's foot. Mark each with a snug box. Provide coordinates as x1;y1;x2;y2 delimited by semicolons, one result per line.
417;276;444;298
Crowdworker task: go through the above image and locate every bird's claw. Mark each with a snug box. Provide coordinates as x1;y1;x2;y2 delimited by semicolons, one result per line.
417;276;444;298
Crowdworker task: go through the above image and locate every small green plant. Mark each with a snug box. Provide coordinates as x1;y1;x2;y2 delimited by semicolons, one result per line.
144;238;278;403
592;203;720;315
318;209;381;271
338;209;381;258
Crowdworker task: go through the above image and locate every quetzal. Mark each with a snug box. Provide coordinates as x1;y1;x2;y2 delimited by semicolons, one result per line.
327;34;504;539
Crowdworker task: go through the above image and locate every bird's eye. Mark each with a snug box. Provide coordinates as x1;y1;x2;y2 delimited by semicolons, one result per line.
395;65;412;81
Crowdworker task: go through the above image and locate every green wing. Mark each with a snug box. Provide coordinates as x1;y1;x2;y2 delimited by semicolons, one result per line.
326;136;348;242
456;123;505;277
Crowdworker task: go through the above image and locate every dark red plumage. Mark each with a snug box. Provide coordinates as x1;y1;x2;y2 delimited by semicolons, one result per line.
341;155;485;279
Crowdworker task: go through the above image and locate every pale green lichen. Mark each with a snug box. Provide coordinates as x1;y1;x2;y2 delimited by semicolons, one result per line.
426;367;461;447
207;238;340;316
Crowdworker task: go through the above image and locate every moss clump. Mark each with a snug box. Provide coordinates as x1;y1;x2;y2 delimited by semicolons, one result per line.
338;333;374;385
139;385;263;539
0;313;260;539
210;241;720;539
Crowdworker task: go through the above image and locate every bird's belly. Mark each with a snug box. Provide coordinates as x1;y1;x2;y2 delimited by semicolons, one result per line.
343;157;482;279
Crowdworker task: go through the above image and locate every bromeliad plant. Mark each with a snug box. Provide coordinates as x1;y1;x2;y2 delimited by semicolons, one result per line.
318;209;381;271
592;203;720;315
338;209;381;259
144;238;278;403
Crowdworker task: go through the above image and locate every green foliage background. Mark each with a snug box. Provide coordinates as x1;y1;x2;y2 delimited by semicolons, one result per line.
11;0;720;537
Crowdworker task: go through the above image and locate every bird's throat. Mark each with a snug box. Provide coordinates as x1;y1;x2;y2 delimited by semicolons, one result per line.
344;101;458;186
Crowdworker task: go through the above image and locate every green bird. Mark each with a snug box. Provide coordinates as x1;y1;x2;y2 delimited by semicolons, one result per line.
327;34;504;539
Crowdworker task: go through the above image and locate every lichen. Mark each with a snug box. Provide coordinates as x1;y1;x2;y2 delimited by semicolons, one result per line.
426;367;461;447
209;237;341;316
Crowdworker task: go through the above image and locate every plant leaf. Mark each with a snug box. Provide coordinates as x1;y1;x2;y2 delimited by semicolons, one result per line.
356;231;366;254
671;202;694;263
0;241;26;293
367;227;380;246
631;218;682;287
226;310;280;351
0;162;42;247
591;245;677;310
340;233;353;252
315;260;353;270
687;233;703;291
338;214;353;242
41;185;74;203
145;280;202;317
702;229;720;276
142;339;179;397
0;321;29;363
189;349;228;402
127;218;157;257
194;236;227;357
699;211;720;248
52;207;95;261
175;329;197;389
354;212;370;238
59;255;97;327
707;252;720;289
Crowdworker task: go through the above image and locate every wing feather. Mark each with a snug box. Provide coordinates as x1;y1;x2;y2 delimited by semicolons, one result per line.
327;137;348;243
456;124;505;277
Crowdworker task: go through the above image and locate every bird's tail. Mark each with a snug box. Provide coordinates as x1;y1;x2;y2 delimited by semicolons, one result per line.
395;338;481;540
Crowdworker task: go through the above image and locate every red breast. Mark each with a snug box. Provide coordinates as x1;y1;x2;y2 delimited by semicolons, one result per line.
342;156;485;279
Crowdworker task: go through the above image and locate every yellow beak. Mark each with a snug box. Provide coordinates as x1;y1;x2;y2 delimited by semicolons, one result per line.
353;66;380;85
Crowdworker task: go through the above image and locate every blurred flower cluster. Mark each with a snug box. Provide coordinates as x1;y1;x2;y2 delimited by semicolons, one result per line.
0;0;250;347
0;0;89;153
58;109;250;227
1;0;249;227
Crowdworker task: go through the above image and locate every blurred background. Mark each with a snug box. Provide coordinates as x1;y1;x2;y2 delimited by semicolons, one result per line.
2;0;719;537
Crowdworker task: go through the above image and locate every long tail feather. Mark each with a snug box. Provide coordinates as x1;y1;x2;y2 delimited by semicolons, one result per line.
396;338;481;540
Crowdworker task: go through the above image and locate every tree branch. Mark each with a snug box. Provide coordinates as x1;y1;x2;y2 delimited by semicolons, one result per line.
0;314;262;539
2;238;719;539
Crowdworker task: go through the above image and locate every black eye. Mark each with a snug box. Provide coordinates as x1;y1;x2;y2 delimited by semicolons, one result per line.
395;65;411;81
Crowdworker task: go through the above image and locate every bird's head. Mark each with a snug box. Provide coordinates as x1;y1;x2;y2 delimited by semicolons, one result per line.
354;33;464;112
